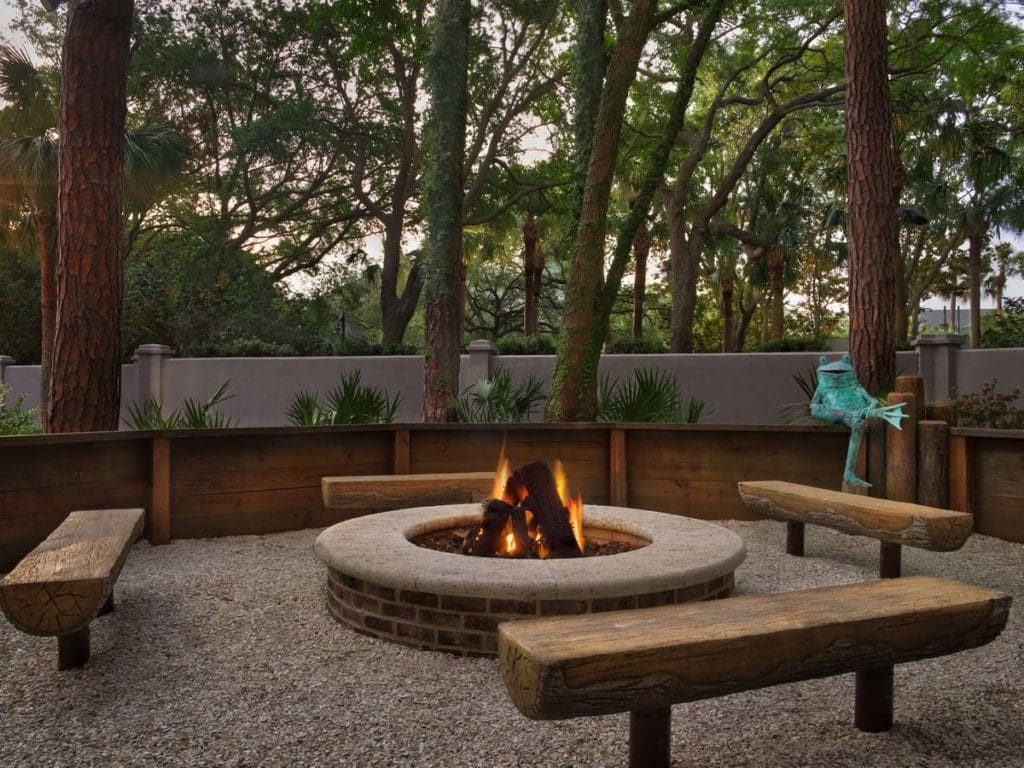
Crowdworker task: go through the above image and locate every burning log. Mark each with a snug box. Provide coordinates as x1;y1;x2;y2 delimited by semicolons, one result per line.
464;460;583;559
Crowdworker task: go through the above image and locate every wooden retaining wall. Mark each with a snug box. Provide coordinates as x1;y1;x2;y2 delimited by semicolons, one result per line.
1;424;1021;572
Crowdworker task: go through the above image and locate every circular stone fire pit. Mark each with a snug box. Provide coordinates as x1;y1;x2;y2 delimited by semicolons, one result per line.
314;504;745;656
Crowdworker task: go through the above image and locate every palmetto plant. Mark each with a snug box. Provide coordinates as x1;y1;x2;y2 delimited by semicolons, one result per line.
126;381;237;429
287;371;399;425
451;369;545;423
596;368;706;424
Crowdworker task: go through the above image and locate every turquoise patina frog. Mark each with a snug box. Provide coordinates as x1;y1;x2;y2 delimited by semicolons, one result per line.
810;355;906;487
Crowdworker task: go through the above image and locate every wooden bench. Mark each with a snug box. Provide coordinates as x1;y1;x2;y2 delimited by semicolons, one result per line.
737;480;973;577
322;472;494;513
0;508;145;670
499;576;1009;768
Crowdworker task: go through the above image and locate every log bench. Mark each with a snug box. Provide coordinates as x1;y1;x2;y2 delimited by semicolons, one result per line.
737;480;973;577
0;508;145;670
498;576;1009;768
322;472;494;513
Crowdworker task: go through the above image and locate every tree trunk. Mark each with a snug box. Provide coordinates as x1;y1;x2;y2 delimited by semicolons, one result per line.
421;0;470;423
571;0;609;233
32;204;57;409
668;225;704;352
523;215;541;335
380;218;424;346
631;220;650;340
46;0;133;433
844;0;900;396
767;247;785;340
966;228;984;348
720;275;734;352
545;0;657;421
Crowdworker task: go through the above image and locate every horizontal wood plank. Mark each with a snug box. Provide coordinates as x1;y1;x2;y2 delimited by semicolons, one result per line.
499;576;1009;720
737;480;973;551
1;509;144;636
322;472;496;512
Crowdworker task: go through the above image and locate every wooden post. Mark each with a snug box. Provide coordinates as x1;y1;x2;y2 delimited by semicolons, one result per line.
948;434;972;515
609;428;627;506
866;421;887;499
894;375;925;423
786;521;805;556
150;437;171;545
57;628;90;670
926;399;957;425
886;392;917;503
854;665;894;732
879;543;902;578
917;421;949;509
393;428;411;475
629;707;671;768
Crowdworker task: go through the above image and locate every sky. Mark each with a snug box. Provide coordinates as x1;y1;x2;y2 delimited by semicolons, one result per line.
1;1;1021;310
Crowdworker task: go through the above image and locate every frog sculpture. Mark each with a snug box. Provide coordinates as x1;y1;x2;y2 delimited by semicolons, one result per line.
810;355;906;487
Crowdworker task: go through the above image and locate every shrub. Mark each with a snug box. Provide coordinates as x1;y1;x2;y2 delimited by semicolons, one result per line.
954;379;1024;430
495;334;557;355
452;369;546;423
981;298;1024;349
597;368;706;423
606;338;669;354
126;381;237;429
0;383;41;435
287;371;399;425
748;335;827;352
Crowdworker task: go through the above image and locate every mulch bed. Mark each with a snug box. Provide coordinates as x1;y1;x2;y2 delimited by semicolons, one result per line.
412;529;640;557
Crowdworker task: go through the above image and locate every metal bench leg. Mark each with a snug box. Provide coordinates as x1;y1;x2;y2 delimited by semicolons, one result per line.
879;543;902;578
786;521;805;556
58;627;90;670
855;665;894;732
629;707;671;768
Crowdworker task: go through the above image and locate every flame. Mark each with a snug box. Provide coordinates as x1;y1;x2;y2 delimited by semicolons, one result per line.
500;517;517;556
491;448;512;501
553;460;585;553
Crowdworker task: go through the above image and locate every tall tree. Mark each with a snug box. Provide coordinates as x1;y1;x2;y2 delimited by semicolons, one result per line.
421;0;471;422
46;0;134;432
844;0;900;395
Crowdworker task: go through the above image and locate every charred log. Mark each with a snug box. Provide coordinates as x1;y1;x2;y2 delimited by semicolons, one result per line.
508;462;582;558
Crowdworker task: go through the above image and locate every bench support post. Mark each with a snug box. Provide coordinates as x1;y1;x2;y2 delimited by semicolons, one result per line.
786;521;805;556
629;707;671;768
57;628;90;670
854;666;894;732
99;593;115;616
879;543;902;578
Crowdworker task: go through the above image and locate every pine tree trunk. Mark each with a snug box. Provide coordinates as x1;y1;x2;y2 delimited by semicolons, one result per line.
46;0;133;433
421;0;470;423
844;0;900;395
632;220;650;340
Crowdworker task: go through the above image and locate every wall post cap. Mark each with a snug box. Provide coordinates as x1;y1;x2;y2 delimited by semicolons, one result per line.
912;334;964;348
466;339;497;353
0;355;15;365
132;344;174;360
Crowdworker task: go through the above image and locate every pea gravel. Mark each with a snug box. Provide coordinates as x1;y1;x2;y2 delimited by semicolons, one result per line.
1;520;1021;768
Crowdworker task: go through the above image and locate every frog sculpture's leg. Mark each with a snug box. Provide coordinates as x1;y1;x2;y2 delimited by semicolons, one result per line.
842;417;870;487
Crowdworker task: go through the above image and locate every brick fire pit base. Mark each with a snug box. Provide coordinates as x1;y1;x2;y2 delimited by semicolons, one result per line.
314;504;746;656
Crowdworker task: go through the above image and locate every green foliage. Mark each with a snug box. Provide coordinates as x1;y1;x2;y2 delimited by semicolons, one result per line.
954;379;1024;430
597;369;705;424
495;334;557;355
981;298;1024;349
287;372;399;426
606;337;669;354
0;246;41;363
451;369;545;423
779;366;819;423
126;381;237;429
0;382;41;435
748;335;828;352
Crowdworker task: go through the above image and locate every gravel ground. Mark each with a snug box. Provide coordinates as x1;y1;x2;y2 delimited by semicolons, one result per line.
1;520;1021;768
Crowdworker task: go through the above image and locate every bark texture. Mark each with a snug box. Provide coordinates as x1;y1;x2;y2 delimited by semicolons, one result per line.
844;0;900;394
421;0;470;422
523;215;542;335
46;0;134;433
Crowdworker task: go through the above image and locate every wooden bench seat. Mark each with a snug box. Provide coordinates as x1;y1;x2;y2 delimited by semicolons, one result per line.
1;508;144;669
737;480;973;576
499;576;1009;768
322;472;494;513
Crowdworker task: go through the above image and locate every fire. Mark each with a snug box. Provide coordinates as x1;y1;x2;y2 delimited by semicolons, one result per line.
554;460;586;553
492;450;512;500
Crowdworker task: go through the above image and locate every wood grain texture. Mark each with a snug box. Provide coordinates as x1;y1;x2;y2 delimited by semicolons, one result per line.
737;480;972;551
322;472;495;511
1;508;143;636
498;576;1009;720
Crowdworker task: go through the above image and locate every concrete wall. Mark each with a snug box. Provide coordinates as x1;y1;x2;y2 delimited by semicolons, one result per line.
2;338;1017;428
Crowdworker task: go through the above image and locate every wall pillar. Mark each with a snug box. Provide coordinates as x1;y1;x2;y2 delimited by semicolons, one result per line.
132;344;173;406
913;334;962;403
0;355;13;385
461;339;496;391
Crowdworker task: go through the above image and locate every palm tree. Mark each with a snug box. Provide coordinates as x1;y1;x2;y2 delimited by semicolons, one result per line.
0;44;186;413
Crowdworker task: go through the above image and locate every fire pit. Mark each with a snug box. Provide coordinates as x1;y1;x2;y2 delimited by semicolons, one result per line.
314;503;745;656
